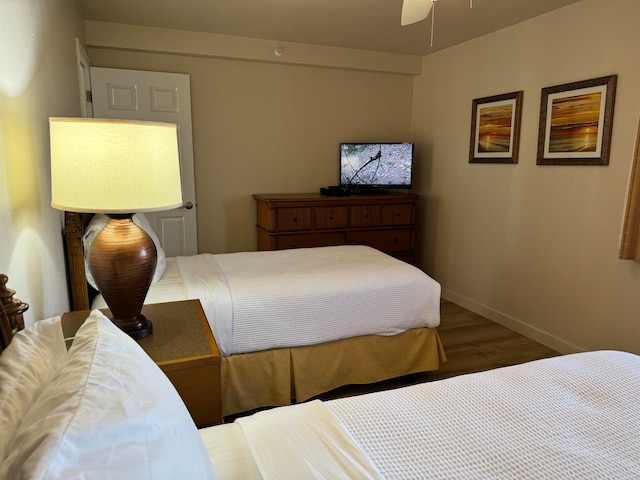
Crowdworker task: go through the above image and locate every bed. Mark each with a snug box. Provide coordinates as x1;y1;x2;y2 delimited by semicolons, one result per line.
62;212;445;417
2;297;639;479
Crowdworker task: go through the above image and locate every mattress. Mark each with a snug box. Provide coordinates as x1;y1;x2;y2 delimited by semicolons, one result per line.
201;350;640;479
93;245;441;356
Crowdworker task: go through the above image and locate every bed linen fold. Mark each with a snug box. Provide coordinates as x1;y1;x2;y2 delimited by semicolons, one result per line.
174;254;234;354
235;400;383;480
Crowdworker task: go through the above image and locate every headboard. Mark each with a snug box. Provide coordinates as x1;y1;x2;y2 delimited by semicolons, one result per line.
63;212;94;311
0;273;28;353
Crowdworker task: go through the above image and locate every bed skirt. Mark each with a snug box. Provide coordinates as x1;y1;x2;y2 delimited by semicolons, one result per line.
221;327;446;417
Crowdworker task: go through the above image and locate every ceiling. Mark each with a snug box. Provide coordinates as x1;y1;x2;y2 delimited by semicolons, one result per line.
78;0;583;57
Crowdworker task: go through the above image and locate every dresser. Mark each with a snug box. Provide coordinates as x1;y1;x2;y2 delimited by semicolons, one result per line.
253;192;418;263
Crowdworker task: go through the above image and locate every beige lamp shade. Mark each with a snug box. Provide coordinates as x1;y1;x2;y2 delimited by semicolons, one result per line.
50;117;183;213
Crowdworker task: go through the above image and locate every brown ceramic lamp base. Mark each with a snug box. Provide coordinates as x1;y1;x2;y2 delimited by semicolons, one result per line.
113;314;153;340
88;214;157;339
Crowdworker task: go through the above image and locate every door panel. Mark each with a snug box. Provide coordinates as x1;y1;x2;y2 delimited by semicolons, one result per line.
90;67;197;256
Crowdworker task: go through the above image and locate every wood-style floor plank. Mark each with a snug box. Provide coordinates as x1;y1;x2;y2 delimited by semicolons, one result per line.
425;300;559;381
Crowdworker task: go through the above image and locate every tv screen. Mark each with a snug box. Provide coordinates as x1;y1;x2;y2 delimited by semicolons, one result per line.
340;142;413;190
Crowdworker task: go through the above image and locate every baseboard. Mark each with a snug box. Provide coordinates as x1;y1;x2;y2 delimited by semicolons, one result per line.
441;288;583;355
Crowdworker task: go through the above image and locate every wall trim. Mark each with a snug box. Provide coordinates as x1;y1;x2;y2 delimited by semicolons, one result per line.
441;288;583;355
84;21;422;76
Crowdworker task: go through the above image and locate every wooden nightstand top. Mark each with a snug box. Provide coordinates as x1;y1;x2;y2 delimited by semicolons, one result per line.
61;299;220;364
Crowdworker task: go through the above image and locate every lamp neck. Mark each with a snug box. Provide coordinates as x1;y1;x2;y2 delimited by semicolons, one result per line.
106;213;135;221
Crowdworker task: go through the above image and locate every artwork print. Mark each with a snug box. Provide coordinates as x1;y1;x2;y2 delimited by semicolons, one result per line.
469;91;523;164
537;75;617;165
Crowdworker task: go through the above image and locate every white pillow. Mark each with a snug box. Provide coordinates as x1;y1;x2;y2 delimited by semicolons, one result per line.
83;213;167;290
0;317;66;463
2;310;216;480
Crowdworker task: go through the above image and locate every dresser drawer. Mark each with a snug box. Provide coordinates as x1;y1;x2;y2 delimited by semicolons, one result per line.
276;207;313;231
382;204;414;225
253;193;418;263
349;229;412;253
314;206;348;230
277;232;347;249
350;205;382;227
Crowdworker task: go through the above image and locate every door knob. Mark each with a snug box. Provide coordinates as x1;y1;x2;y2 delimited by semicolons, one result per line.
183;201;194;210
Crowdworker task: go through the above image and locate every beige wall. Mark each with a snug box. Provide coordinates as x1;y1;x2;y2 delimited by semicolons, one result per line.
412;0;640;354
88;37;415;254
0;0;85;323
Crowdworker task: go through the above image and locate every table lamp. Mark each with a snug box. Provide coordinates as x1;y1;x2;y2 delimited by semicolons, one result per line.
49;118;182;339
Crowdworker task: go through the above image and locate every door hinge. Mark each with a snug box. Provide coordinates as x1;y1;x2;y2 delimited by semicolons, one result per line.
86;90;93;103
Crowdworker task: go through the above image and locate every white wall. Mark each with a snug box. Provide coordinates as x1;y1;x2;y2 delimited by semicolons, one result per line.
412;0;640;354
0;0;85;323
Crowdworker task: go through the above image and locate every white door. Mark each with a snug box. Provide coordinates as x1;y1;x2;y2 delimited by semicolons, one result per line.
90;67;198;257
75;38;93;118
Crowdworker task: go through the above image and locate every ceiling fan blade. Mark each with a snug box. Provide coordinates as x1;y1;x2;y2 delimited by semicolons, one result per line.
401;0;434;26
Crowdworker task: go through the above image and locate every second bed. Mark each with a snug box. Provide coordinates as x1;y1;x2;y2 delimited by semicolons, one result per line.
64;212;445;417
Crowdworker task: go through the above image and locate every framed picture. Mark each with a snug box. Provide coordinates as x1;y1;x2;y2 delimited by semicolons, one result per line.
469;91;523;164
537;75;617;165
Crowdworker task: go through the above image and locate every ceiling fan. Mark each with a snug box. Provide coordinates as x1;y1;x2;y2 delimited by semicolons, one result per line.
401;0;473;46
401;0;436;26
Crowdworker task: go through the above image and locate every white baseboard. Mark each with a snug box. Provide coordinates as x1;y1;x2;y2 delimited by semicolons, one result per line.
441;288;583;355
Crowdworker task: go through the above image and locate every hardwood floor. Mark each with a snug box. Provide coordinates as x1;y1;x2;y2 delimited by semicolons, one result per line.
317;299;560;401
425;300;559;380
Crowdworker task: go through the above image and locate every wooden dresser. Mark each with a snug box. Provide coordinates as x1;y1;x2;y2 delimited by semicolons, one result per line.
253;192;418;263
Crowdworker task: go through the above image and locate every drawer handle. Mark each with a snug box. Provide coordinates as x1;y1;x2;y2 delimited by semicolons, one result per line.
329;216;334;220
396;212;401;217
364;214;368;219
394;238;399;244
292;217;297;222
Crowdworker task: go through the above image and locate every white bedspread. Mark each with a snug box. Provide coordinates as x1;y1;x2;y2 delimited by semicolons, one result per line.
328;350;640;479
93;245;440;356
202;351;640;479
176;245;440;356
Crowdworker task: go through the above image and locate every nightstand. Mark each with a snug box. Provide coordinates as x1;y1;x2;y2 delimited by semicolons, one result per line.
61;299;222;428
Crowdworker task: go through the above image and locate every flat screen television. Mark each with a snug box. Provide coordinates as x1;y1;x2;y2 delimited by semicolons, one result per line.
339;142;413;192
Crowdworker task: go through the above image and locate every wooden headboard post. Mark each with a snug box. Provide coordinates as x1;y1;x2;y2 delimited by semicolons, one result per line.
0;300;12;353
0;274;28;353
63;212;93;311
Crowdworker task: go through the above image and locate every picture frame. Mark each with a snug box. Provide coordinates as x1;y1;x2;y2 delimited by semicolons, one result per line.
537;75;617;166
469;91;523;164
